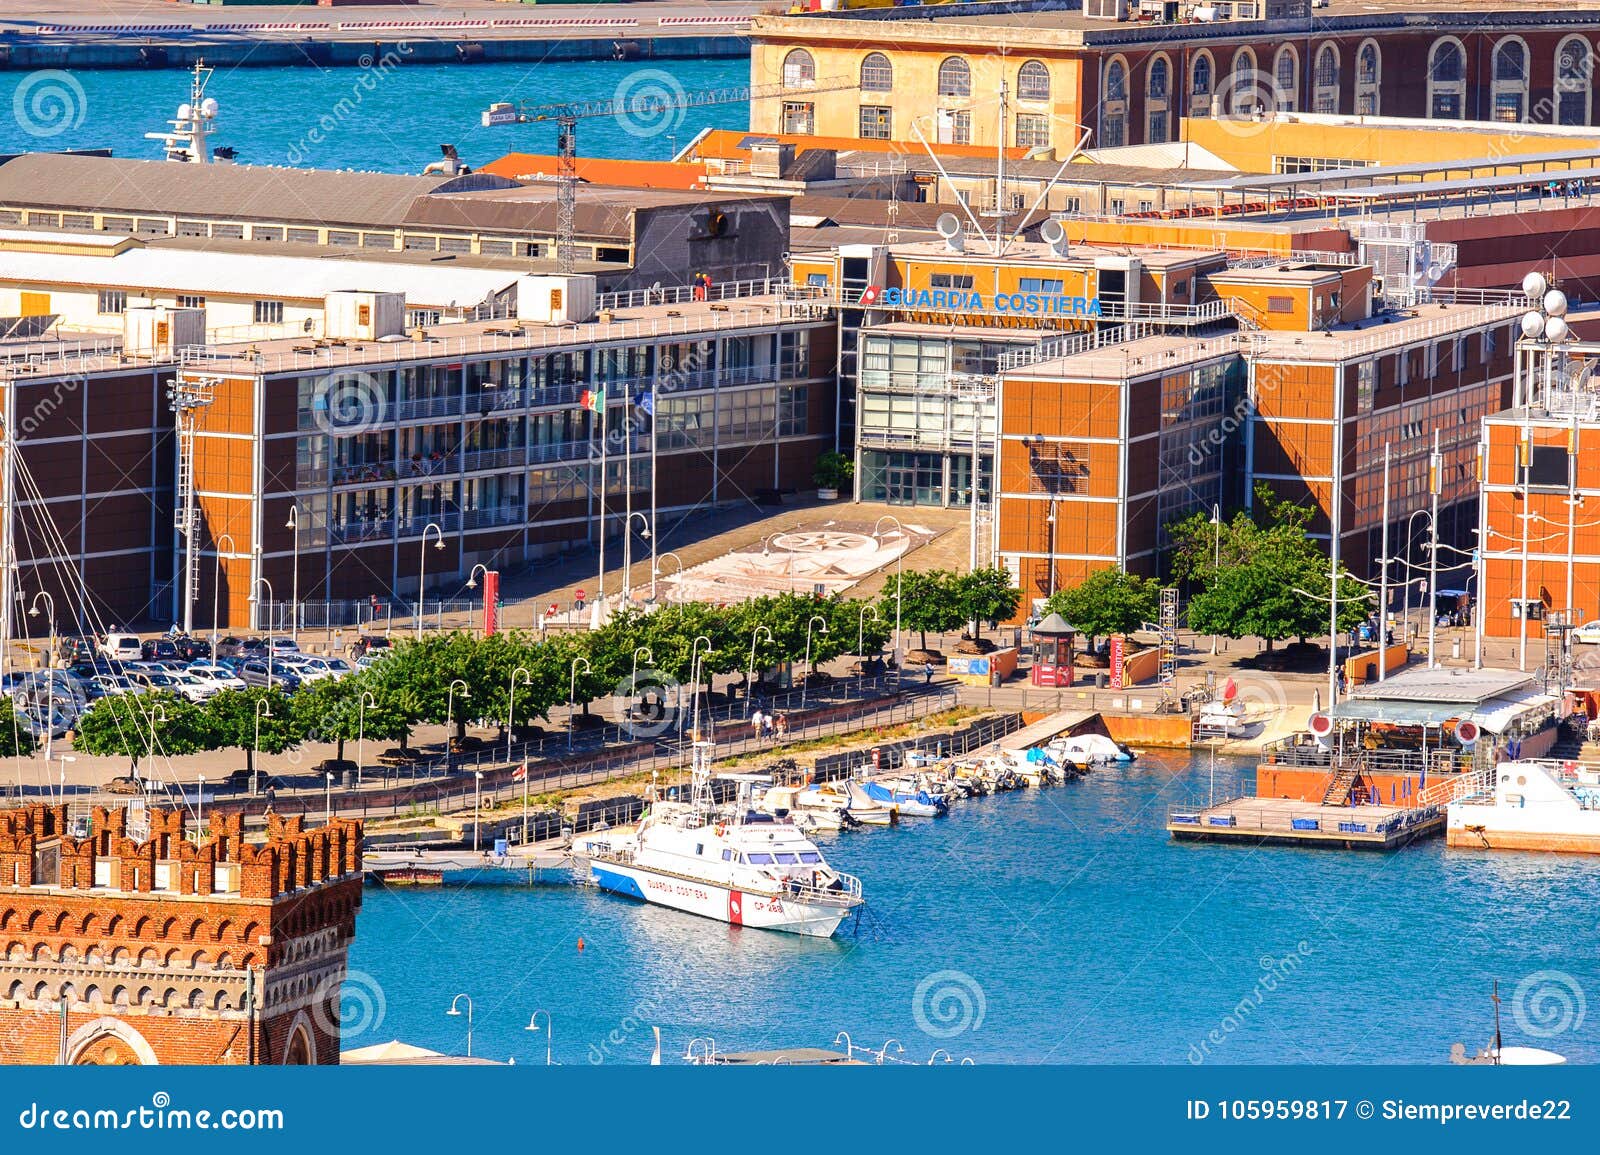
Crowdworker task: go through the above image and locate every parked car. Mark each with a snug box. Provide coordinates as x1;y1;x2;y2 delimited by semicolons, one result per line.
91;674;147;697
214;636;265;660
55;637;96;667
171;634;212;661
347;635;392;660
226;768;285;791
99;633;142;663
186;663;247;693
236;661;301;693
295;656;353;682
140;638;180;662
264;636;301;656
1573;620;1600;645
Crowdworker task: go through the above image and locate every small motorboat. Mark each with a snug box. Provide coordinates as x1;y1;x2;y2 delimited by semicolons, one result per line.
864;780;945;817
1045;734;1136;768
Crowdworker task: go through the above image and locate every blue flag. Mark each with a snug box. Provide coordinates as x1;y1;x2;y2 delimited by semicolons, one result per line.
636;391;654;415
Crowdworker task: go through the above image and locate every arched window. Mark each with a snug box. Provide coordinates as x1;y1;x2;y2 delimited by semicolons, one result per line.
1147;55;1171;143
860;52;892;93
1429;38;1465;120
1231;48;1258;116
1313;44;1339;115
1556;36;1593;126
1018;60;1051;103
1492;38;1528;123
1101;57;1127;147
782;49;814;88
1273;46;1298;112
1191;51;1214;117
938;57;971;98
1356;40;1381;116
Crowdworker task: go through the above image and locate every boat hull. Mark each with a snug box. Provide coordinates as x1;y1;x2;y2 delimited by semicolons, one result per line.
589;859;856;937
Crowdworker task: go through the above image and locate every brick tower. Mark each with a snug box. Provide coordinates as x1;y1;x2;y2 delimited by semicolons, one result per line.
0;804;363;1065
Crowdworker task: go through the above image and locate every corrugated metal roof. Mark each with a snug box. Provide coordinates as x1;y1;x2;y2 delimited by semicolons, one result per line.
1349;666;1537;705
0;153;486;228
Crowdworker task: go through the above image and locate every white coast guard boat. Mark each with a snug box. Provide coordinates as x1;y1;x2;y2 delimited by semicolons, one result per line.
576;750;865;938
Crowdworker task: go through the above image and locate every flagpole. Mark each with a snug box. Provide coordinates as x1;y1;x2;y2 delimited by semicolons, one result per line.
596;390;607;623
623;396;634;606
649;389;658;602
521;763;528;845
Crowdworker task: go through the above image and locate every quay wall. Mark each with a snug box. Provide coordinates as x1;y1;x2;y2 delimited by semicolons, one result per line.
1099;712;1193;749
0;34;747;69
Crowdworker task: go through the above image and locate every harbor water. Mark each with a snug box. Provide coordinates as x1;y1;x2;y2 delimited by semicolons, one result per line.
0;58;749;172
347;750;1600;1065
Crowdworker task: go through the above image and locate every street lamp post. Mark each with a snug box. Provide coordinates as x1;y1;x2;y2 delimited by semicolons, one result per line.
248;575;274;673
465;563;490;635
445;993;474;1058
857;603;879;663
1209;504;1222;655
688;636;713;741
567;656;591;751
27;592;55;760
324;771;334;824
623;511;650;605
357;690;377;789
652;550;684;603
284;506;300;644
525;1009;553;1066
508;666;532;762
211;532;235;652
251;697;272;796
628;645;652;734
446;678;470;751
746;625;772;718
873;519;905;683
471;770;484;852
417;522;445;639
802;615;828;710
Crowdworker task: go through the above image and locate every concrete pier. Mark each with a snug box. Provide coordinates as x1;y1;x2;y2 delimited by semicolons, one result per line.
0;1;752;68
1167;796;1446;850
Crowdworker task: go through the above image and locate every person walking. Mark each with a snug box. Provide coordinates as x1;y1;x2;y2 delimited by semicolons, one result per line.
751;709;765;742
775;713;788;741
923;661;935;685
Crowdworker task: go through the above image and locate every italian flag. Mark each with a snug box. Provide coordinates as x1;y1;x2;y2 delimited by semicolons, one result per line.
579;386;605;413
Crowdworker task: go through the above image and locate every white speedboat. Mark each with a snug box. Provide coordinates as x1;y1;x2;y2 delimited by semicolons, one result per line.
1192;698;1248;739
1045;734;1136;768
581;749;865;937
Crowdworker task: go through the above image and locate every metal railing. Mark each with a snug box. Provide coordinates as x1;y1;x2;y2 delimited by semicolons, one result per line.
1260;738;1473;779
596;277;783;312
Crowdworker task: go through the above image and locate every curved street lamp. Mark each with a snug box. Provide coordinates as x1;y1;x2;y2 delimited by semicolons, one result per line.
567;656;592;751
525;1008;554;1066
357;690;377;789
746;625;773;718
417;521;445;639
445;993;474;1058
652;550;685;603
251;697;273;796
802;615;829;709
211;531;235;651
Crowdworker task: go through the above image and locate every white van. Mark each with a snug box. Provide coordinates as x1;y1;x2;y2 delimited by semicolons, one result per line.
99;633;142;663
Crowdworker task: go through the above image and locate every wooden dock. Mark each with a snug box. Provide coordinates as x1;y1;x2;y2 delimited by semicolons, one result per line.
998;709;1100;753
1167;796;1445;849
364;845;572;886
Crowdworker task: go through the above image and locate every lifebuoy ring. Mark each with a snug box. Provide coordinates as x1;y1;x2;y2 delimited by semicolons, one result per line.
715;824;726;837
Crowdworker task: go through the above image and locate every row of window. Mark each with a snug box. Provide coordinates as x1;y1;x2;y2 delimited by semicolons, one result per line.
95;289;267;320
783;49;1054;104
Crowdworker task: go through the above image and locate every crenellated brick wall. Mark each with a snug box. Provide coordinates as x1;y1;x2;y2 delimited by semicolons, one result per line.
0;804;365;1066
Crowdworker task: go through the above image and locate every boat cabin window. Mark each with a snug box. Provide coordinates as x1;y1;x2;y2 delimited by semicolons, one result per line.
747;852;774;865
775;852;800;864
695;843;705;855
799;852;822;864
721;849;733;861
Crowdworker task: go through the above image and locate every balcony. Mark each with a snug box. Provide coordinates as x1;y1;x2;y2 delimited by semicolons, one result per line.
397;452;460;479
330;516;395;545
527;440;592;465
330;461;398;487
462;505;524;530
460;446;527;473
394;394;464;422
396;512;463;537
467;385;526;414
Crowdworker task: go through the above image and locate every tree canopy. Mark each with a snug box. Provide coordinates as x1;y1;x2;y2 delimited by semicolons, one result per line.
1045;569;1161;649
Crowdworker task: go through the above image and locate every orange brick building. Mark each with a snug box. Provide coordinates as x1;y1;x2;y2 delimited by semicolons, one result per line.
0;804;363;1065
1478;325;1600;649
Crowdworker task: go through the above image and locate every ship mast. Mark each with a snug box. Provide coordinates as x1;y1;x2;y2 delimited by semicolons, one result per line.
144;60;220;164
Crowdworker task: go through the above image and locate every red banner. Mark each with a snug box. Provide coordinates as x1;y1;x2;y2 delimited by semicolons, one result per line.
482;570;500;636
1109;635;1125;689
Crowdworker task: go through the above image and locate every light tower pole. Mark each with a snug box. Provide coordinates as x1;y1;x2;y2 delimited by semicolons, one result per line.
167;374;219;634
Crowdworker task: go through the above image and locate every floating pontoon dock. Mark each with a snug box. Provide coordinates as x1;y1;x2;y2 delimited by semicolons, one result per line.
1167;797;1445;849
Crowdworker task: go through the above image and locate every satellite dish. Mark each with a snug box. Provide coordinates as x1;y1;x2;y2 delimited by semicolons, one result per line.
1544;289;1568;318
1522;311;1546;339
1546;315;1570;343
177;103;193;121
1523;270;1548;301
200;97;219;119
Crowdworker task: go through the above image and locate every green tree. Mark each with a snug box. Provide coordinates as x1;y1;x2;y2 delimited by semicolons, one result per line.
292;673;409;766
0;699;38;758
1186;530;1370;649
953;567;1021;640
1045;568;1161;652
881;569;966;651
203;687;302;782
74;692;213;774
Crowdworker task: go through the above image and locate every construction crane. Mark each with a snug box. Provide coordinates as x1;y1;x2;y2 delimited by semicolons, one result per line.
481;77;857;272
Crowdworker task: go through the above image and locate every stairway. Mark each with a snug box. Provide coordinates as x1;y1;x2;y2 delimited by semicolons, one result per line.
1321;767;1360;807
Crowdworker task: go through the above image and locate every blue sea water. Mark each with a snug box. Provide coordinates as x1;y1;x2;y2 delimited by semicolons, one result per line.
0;58;749;172
345;751;1600;1066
